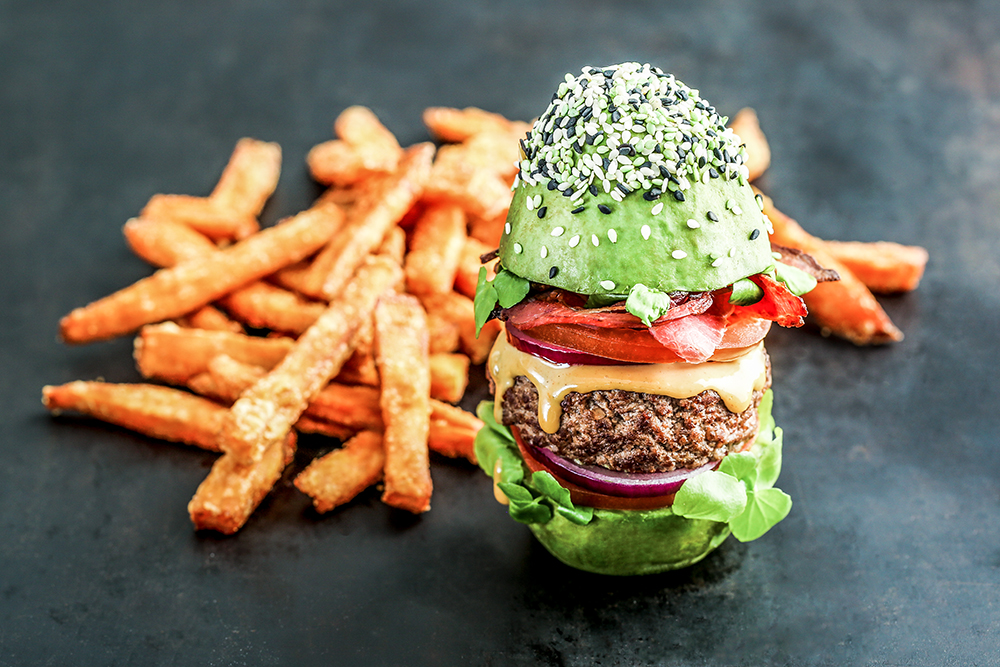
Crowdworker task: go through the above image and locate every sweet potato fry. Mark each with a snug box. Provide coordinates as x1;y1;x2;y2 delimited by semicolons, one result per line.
61;204;341;343
218;281;326;335
187;431;297;534
420;291;502;363
454;236;496;298
374;294;432;513
305;383;383;431
294;431;385;513
335;106;402;167
426;310;461;354
423;106;526;143
221;256;402;464
428;400;482;464
123;217;217;268
405;204;467;295
428;353;470;404
759;192;904;344
42;381;226;451
294;416;357;441
728;108;770;182
307;141;368;187
423;143;512;221
821;240;928;293
134;322;294;384
181;305;243;333
298;143;433;300
377;225;407;266
210;138;282;216
142;194;259;241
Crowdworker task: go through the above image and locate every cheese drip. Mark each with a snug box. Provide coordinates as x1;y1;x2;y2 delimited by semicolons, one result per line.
489;335;769;434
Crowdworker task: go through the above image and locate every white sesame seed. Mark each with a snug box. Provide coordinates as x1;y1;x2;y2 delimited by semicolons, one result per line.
541;246;548;259
505;222;511;234
732;205;742;215
533;194;543;208
672;250;688;259
526;197;535;211
641;224;651;240
712;257;725;267
729;247;737;257
608;229;617;243
591;234;600;246
651;203;664;215
600;280;616;290
569;235;581;247
514;243;523;254
551;226;565;237
686;219;700;229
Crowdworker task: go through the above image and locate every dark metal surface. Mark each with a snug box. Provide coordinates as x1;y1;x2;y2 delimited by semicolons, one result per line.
2;1;998;665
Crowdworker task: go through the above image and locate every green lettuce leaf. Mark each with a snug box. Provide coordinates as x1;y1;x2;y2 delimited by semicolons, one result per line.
729;277;764;305
774;261;818;296
473;267;498;336
492;267;531;308
625;283;672;326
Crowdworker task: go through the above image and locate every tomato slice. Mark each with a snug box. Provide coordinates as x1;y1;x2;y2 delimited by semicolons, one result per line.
512;427;677;511
523;315;770;364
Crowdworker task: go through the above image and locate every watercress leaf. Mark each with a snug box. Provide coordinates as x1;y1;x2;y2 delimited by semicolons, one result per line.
531;470;574;508
672;470;747;522
729;277;764;305
625;283;672;326
774;261;818;296
555;503;595;526
497;482;533;503
492;267;531;309
508;497;553;524
756;426;783;490
473;267;499;336
718;452;758;488
729;487;792;542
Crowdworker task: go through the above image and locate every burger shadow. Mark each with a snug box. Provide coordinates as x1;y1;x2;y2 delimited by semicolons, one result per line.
518;533;747;607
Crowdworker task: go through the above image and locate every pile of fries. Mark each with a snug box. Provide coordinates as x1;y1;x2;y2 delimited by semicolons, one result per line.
42;103;926;535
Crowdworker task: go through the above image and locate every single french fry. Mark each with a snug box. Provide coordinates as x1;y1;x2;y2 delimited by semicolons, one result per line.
294;431;385;513
428;353;469;404
759;192;904;345
134;322;294;384
294;416;358;441
210;138;282;216
728;108;770;182
377;225;407;266
454;236;496;298
188;431;297;534
405;204;467;295
297;143;433;300
42;381;226;451
221;256;402;464
218;281;326;335
142;194;259;241
426;310;461;354
305;383;384;431
335;106;402;169
61;205;341;343
423;106;526;143
182;305;243;333
420;291;502;364
422;144;512;221
821;240;928;293
374;294;432;513
185;371;228;404
428;398;482;463
269;259;314;295
307;141;367;187
123;217;217;268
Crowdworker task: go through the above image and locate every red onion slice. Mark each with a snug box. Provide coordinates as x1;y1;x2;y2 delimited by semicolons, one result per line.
524;439;719;498
506;325;626;366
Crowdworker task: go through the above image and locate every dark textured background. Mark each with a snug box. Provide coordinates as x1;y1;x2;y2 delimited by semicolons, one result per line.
2;1;998;665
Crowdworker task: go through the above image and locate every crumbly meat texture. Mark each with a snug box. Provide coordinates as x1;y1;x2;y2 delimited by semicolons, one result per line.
499;355;771;474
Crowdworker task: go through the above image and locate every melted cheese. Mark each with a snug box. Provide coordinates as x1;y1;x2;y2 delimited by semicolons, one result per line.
489;335;769;434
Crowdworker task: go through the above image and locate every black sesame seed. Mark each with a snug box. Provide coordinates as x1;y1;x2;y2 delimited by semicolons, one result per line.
585;133;595;146
537;207;547;218
571;206;585;214
619;145;634;156
749;229;760;240
547;180;558;191
706;129;716;137
713;148;723;160
642;190;660;201
567;124;576;138
588;184;599;196
598;204;612;214
562;188;574;197
659;165;670;178
549;266;559;279
673;190;685;202
709;168;719;179
677;89;688;101
617;183;631;195
611;110;621;123
707;211;719;222
698;156;706;168
602;157;611;170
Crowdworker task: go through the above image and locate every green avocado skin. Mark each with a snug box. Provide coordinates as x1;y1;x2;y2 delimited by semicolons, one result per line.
500;177;773;295
529;506;731;576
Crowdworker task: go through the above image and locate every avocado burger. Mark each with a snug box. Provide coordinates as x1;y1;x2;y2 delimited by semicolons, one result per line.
473;63;831;576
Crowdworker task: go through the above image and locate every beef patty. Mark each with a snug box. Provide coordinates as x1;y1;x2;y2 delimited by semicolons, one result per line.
499;355;771;474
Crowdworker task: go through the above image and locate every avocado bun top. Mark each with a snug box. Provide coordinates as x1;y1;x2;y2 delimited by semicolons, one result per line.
500;62;773;296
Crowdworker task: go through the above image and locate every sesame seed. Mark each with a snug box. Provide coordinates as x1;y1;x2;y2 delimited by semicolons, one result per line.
537;206;547;218
526;197;535;211
504;222;511;234
749;229;760;240
755;193;764;210
541;246;548;258
687;219;700;229
651;203;664;215
598;204;612;214
673;190;685;202
671;250;687;259
608;229;618;242
549;266;559;278
591;234;600;246
600;280;616;290
569;235;581;247
571;206;585;214
551;226;565;236
641;224;651;240
514;243;523;254
712;257;725;267
707;211;719;222
732;205;742;215
729;247;736;257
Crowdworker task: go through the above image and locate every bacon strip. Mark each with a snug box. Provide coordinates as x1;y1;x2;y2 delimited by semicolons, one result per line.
504;291;713;330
